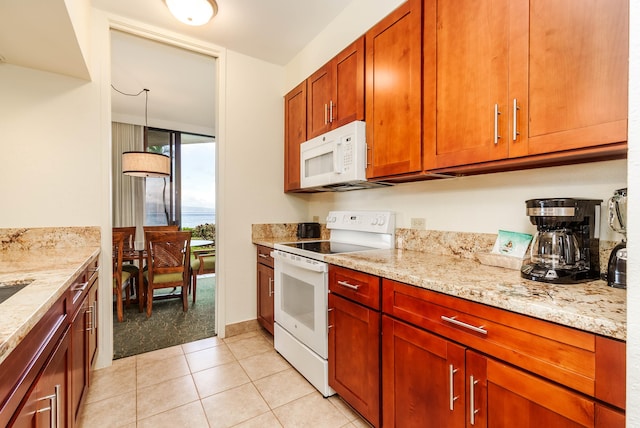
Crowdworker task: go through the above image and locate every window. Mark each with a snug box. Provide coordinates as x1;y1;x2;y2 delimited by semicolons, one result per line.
145;128;215;229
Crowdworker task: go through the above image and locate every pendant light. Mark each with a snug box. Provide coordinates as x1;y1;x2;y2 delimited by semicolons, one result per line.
114;86;171;178
165;0;218;26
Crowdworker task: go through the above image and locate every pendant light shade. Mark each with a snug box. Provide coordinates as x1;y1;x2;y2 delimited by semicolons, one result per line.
165;0;218;26
122;152;170;178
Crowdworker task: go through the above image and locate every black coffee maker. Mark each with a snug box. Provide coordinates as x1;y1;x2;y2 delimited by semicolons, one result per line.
521;198;602;284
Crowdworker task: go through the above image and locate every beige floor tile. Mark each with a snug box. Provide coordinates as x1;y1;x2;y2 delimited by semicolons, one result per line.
328;395;361;422
136;344;184;362
272;392;350;428
136;353;191;388
201;383;270;427
137;400;209;428
238;349;290;381
136;374;200;420
253;368;315;409
85;357;137;404
182;336;223;353
226;335;273;360
192;360;251;398
233;411;283;427
223;330;261;343
77;390;136;428
186;342;235;373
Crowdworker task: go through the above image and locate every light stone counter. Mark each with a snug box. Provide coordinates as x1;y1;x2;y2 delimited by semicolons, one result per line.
0;227;101;365
325;248;626;341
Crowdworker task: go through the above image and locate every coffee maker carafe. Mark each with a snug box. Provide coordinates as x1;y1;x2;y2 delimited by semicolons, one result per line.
521;198;602;284
606;188;627;288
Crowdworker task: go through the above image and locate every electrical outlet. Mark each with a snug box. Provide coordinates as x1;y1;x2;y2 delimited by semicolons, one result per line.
411;218;426;229
312;215;319;222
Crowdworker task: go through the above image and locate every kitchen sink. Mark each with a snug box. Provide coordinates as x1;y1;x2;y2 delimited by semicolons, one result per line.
0;279;33;303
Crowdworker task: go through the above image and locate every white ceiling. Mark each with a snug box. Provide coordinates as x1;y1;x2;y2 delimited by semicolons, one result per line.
93;0;353;66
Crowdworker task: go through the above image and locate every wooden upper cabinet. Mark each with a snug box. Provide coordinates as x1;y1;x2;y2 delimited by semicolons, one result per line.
307;37;365;139
365;0;423;180
426;0;629;171
513;0;629;157
426;0;510;169
284;81;306;192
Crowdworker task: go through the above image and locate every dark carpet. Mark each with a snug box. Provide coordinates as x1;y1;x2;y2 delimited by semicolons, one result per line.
113;276;216;359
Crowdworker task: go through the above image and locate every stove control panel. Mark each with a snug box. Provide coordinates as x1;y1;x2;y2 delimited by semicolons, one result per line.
326;211;395;234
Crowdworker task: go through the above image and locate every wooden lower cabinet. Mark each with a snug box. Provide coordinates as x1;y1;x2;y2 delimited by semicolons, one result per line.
382;315;464;427
11;328;71;428
256;246;274;334
328;293;380;427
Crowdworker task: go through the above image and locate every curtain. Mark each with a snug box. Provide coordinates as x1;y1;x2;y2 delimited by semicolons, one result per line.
112;122;145;244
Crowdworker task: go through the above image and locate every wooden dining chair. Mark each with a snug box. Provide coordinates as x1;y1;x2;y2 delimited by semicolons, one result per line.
112;231;133;322
113;226;139;304
144;231;191;317
190;249;215;303
143;225;180;234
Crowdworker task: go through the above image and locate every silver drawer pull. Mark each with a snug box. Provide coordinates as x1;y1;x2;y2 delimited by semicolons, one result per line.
72;281;90;293
337;280;360;291
441;315;487;335
258;253;268;258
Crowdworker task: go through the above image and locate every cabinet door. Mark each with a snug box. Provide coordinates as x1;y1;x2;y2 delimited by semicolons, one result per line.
257;263;274;335
510;0;628;158
467;350;595;428
328;294;380;427
307;64;333;139
12;329;71;428
365;0;422;179
428;0;510;169
284;81;307;192
70;296;90;423
382;315;465;428
332;36;365;129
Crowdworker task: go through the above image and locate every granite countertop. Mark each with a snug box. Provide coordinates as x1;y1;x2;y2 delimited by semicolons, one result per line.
0;246;101;365
324;249;626;341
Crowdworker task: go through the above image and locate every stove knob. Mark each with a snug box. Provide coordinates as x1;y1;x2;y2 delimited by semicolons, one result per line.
371;217;379;225
378;217;386;226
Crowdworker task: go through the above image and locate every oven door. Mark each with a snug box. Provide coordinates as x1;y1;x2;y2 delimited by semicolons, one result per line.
273;251;329;359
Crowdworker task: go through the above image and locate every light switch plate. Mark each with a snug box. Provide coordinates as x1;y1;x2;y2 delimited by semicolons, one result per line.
411;218;426;229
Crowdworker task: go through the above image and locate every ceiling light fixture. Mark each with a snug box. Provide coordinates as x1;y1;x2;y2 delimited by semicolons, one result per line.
164;0;218;26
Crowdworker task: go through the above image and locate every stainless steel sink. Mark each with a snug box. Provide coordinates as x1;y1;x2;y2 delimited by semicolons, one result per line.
0;279;33;303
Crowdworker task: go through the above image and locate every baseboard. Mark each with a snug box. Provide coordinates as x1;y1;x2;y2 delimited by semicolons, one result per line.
225;319;260;338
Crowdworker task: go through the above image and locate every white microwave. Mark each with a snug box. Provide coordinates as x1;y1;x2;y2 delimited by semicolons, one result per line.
300;121;390;191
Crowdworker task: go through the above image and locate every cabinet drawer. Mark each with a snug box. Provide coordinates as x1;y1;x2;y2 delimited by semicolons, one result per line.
382;279;601;398
329;266;380;310
256;245;274;268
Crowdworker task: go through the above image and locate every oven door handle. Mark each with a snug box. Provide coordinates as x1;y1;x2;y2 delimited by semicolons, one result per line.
273;251;328;273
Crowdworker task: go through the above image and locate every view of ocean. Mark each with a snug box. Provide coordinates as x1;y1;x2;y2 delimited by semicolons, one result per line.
145;212;215;228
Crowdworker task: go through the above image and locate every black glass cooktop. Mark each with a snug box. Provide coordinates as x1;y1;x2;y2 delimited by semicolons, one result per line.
281;241;376;255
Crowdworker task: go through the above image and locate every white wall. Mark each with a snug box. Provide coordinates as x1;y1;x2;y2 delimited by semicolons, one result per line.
307;160;627;241
221;50;308;326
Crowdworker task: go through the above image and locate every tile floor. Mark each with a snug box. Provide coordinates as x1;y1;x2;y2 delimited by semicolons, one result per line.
78;330;371;427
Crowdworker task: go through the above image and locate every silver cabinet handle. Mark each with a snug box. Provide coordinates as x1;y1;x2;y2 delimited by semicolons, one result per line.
494;104;501;145
258;253;268;258
337;280;360;290
441;315;488;335
513;98;520;141
86;305;94;332
268;278;274;297
324;103;328;125
92;301;98;334
72;281;90;293
37;385;60;428
449;364;459;411
470;375;479;425
329;100;334;123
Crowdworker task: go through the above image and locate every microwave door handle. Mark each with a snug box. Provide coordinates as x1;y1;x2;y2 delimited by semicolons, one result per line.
334;141;343;174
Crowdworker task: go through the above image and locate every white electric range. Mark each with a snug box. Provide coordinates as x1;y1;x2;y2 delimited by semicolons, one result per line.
271;211;395;396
